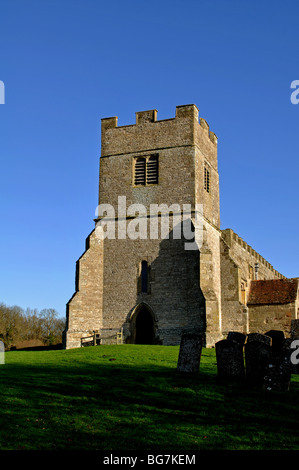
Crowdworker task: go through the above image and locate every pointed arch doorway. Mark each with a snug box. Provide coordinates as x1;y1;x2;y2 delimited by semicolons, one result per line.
130;304;155;345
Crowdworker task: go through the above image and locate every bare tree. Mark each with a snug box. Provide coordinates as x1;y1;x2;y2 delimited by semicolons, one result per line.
0;303;24;349
0;304;65;348
23;308;43;340
40;308;65;346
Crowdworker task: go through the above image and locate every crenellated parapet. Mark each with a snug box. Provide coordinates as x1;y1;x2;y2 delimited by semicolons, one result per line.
100;104;217;157
199;117;218;145
222;228;285;279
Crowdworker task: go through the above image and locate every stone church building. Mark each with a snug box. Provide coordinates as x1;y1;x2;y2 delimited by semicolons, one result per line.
64;104;298;349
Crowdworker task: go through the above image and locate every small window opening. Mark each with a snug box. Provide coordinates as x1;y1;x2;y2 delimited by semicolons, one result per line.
204;167;210;193
141;260;148;293
240;280;247;304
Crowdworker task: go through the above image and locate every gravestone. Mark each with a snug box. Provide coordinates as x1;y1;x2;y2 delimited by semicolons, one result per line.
215;339;245;380
227;331;246;347
265;330;285;356
245;337;272;384
0;341;4;365
177;333;203;373
263;340;292;392
246;333;272;346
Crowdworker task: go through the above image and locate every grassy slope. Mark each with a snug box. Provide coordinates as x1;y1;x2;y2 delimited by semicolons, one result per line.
0;344;298;451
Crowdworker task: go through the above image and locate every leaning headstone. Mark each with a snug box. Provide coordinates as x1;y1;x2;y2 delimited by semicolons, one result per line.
246;333;272;346
245;337;272;384
215;339;245;380
265;330;285;356
177;333;203;373
263;340;292;392
227;331;246;347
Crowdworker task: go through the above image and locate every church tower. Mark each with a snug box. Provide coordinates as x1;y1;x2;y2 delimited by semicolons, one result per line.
65;105;222;348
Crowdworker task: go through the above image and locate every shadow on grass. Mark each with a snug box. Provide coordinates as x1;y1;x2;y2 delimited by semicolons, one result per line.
0;350;298;451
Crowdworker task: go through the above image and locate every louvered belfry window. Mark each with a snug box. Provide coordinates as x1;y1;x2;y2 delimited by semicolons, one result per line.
134;158;146;185
134;155;158;186
204;166;210;193
146;155;158;184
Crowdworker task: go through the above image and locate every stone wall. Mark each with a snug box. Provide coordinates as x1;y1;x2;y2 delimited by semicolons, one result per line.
193;112;221;346
247;302;295;337
99;216;205;346
98;146;195;214
65;230;104;349
220;228;285;337
194;125;220;228
101;105;197;159
199;221;222;346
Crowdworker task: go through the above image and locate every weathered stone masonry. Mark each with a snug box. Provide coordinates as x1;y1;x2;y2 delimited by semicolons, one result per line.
64;104;298;349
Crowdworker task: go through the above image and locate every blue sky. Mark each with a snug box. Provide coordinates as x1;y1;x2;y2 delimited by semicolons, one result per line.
0;0;298;319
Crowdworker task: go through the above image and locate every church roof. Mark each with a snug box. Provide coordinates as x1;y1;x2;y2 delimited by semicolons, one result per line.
247;278;299;305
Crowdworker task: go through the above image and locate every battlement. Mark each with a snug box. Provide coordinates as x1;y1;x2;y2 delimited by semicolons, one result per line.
101;104;217;157
222;228;285;279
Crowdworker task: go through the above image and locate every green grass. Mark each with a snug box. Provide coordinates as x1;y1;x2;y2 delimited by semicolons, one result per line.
0;344;298;450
